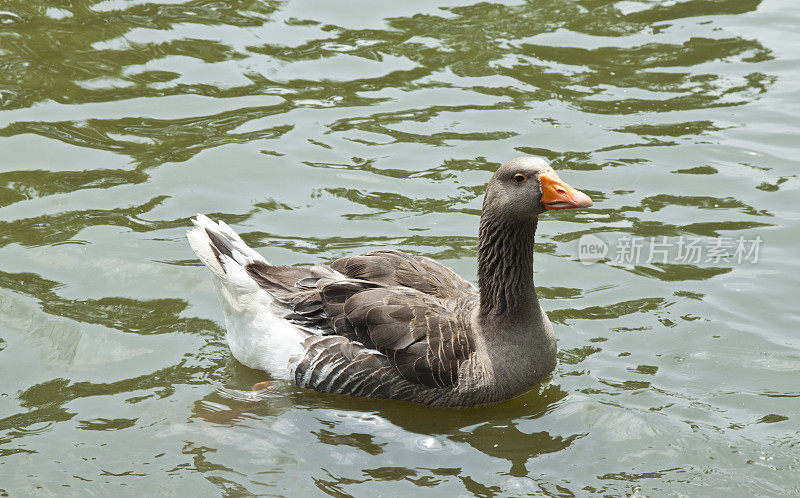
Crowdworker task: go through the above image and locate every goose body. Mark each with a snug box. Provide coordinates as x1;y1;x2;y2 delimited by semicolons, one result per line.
188;157;592;407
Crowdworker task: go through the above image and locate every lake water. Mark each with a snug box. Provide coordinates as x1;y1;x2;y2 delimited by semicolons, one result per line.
1;0;798;495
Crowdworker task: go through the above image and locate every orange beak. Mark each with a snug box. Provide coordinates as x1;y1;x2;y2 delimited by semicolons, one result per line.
539;169;593;210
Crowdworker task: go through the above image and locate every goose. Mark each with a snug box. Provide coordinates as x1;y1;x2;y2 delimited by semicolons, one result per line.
187;157;592;407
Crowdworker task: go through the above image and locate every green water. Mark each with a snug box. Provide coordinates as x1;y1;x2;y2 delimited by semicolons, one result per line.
1;0;798;495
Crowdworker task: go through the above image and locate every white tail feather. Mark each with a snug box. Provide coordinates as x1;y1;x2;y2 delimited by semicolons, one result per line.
187;214;304;378
187;213;266;277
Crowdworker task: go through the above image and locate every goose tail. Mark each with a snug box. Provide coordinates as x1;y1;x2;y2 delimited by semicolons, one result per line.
187;213;266;280
187;213;304;377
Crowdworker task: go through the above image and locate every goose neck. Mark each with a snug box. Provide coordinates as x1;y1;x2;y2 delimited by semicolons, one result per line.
477;213;538;318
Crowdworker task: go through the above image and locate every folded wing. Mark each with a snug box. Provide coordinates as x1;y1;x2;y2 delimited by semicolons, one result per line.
245;249;478;397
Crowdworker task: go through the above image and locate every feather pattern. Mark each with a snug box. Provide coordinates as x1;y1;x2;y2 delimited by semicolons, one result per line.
246;250;479;396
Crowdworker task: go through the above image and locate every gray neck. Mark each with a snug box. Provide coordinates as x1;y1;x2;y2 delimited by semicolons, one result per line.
477;213;539;319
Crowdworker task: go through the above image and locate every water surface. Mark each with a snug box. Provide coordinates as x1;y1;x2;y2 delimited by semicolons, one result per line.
1;0;798;495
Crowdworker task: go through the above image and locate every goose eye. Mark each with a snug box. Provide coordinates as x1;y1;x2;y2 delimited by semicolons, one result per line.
513;173;527;184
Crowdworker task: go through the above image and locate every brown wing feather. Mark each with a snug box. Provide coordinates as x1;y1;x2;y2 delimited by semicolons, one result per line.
331;249;476;299
339;286;477;388
245;250;478;393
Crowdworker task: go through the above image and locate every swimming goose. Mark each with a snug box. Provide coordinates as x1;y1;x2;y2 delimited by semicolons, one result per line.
188;157;592;407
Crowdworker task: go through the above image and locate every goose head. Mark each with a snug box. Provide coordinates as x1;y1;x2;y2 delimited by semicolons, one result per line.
483;157;593;221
